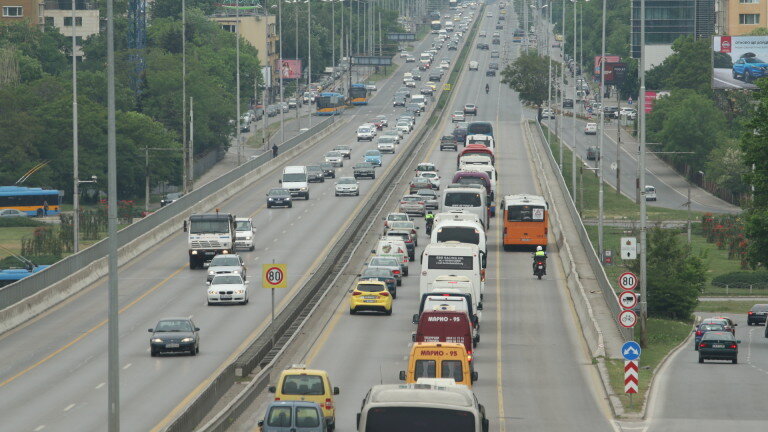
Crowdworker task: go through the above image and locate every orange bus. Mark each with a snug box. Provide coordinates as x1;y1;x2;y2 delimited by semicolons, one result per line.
502;194;548;251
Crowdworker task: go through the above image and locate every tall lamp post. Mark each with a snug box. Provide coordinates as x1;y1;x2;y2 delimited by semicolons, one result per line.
72;0;80;253
638;0;648;347
597;0;606;261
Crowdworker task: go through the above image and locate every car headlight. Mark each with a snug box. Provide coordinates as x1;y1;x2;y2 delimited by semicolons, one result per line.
181;337;195;343
235;290;245;294
208;270;215;275
151;338;163;343
208;290;216;295
300;187;308;191
232;270;240;274
268;197;274;201
244;235;252;240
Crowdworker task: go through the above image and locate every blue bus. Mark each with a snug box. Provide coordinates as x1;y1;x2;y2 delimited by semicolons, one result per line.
0;265;50;288
349;84;369;105
0;186;62;216
316;92;346;115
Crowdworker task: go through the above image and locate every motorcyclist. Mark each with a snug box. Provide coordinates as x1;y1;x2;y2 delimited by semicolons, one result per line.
533;246;547;274
425;211;435;235
485;83;490;94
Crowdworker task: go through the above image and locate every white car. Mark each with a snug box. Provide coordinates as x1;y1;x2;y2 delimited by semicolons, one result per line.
335;177;360;196
416;162;438;174
404;79;417;88
418;171;441;189
541;108;555;119
451;111;466;122
396;122;411;134
383;130;403;142
207;274;248;305
366;84;377;91
234;218;255;251
584;122;597;135
468;60;479;71
357;125;375;141
377;137;397;153
206;254;246;282
400;50;409;58
325;151;344;167
440;61;450;70
333;144;352;159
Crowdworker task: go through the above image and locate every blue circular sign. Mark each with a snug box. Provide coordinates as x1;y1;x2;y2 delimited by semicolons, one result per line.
622;341;641;361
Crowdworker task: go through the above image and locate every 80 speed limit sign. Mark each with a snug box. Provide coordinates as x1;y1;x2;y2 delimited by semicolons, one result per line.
262;264;287;289
618;272;638;291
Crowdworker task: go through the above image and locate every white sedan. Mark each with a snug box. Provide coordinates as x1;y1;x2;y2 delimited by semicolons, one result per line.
335;177;360;196
418;171;441;189
396;122;411;134
207;274;248;305
451;111;466;122
325;151;345;167
377;137;397;153
584;122;597;135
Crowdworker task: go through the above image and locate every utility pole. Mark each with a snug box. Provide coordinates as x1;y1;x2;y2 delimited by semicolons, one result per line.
72;0;80;253
639;0;648;347
236;0;242;166
190;97;194;183
571;0;577;204
559;0;565;172
182;0;187;193
307;0;313;128
597;0;606;262
616;85;621;195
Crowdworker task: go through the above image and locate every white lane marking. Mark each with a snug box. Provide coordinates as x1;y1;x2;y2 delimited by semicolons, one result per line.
63;403;75;412
95;382;105;389
122;363;132;370
33;425;45;431
253;256;260;262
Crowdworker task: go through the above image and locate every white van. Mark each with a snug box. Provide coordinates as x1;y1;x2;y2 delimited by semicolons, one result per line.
432;274;481;316
468;60;479;71
411;95;427;111
442;186;488;228
465;134;494;150
374;238;410;276
434;210;482;229
420;242;484;302
645;185;657;201
403;72;414;83
432;220;487;268
280;166;310;199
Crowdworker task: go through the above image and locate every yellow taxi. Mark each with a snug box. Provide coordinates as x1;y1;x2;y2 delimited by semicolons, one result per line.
398;342;477;388
349;280;393;315
425;82;438;91
268;364;340;431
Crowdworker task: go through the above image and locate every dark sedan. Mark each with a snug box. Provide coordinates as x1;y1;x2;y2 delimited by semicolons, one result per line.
149;317;200;356
307;165;325;183
748;304;768;326
360;267;398;298
698;331;740;364
693;323;726;350
266;188;292;208
319;162;336;179
160;192;183;207
486;69;496;77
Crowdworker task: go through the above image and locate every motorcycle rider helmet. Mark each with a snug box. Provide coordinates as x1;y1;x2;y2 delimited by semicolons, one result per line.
536;246;543;251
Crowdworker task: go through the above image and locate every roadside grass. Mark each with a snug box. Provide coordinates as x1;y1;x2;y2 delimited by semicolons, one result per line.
368;65;398;83
0;226;37;259
247;121;282;148
694;300;760;314
606;317;693;414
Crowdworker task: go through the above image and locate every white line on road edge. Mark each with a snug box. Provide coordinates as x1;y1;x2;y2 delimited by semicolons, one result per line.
63;403;75;412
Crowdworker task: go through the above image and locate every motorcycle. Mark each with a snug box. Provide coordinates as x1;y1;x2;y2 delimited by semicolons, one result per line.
425;219;434;235
533;256;546;279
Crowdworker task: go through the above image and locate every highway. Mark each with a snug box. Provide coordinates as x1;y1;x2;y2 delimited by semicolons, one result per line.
645;312;768;431
236;6;617;431
0;16;451;432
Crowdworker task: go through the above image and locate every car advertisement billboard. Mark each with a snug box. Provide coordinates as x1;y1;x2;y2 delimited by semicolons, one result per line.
279;59;302;80
712;36;768;90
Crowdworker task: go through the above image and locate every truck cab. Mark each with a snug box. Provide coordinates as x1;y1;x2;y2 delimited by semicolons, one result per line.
185;213;236;269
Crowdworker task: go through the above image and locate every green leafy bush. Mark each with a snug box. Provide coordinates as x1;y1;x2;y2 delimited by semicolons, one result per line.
712;271;768;289
0;217;46;227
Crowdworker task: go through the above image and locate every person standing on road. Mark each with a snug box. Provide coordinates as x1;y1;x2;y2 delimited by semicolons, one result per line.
272;144;279;158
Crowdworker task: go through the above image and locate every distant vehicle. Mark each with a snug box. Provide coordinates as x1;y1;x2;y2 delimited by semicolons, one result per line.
563;98;574;108
333;144;352;159
360;266;397;296
160;192;183;207
698;331;740;364
324;151;344;167
349;83;369;105
541;108;555;119
207;274;249;305
266;188;293;208
748;304;768;326
644;185;657;201
268;366;340;431
452;111;466;123
584;123;597;135
486;69;496;77
319;162;336;179
353;162;376;180
440;135;458;151
335;177;360;197
693;322;726;350
185;213;235;269
349;280;393;315
234;217;255;251
464;104;478;115
468;60;479;71
0;186;61;216
357;125;376;142
257;401;327;432
490;51;500;58
148;317;200;356
206;253;246;282
315;92;345;116
586;146;600;160
0;209;28;218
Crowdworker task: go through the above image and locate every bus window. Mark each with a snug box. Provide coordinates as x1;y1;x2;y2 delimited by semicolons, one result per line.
445;192;481;207
506;205;545;221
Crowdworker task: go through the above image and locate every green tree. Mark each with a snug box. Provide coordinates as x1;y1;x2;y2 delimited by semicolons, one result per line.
630;228;706;320
704;139;749;197
646;36;711;94
741;80;768;266
646;89;726;172
501;51;559;106
0;22;70;79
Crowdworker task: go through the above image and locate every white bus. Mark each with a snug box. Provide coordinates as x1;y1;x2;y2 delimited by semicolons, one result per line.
431;219;487;268
356;383;490;432
420;242;484;301
442;186;488;228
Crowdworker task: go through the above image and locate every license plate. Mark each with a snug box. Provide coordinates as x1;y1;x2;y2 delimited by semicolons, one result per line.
363;300;377;303
712;344;725;348
221;296;232;300
364;296;377;299
166;343;179;348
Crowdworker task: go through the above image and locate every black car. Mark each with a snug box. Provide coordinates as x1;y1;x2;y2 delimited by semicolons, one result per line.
412;72;422;81
440;134;458;151
448;44;458;51
698;331;740;364
429;72;443;81
453;122;469;143
160;192;183;207
563;98;574;108
492;38;500;45
149;317;200;356
360;267;398;298
749;304;768;325
353;162;376;179
479;43;490;50
266;188;292;208
307;165;325;183
496;24;503;30
489;62;499;70
393;97;406;107
586;146;600;161
420;86;434;96
319;162;336;179
486;70;496;77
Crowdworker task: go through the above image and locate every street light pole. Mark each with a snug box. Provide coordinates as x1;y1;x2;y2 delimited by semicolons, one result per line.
559;0;565;171
182;0;188;193
236;0;242;166
307;0;313;128
597;0;606;261
279;0;285;144
571;0;577;203
72;0;80;253
639;0;648;347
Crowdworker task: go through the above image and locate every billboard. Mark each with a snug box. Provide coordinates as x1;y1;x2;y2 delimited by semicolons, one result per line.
713;36;768;90
594;55;621;75
644;91;670;114
604;62;627;85
279;59;302;80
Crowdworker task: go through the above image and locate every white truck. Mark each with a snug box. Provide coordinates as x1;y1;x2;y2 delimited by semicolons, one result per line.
185;212;236;269
420;242;484;303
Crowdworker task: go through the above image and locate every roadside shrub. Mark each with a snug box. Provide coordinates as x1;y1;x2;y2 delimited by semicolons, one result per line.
0;217;46;227
712;271;768;289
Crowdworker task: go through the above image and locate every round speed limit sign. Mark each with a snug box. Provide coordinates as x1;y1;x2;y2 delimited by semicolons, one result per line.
618;272;638;291
262;264;287;289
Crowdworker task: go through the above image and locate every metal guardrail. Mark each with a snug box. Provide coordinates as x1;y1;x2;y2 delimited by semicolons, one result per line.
163;9;485;431
534;121;632;341
0;117;334;311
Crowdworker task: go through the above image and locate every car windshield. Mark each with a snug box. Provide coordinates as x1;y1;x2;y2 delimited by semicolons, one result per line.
363;268;391;278
338;178;356;184
334;146;350;151
307;166;322;173
268;188;290;196
371;257;398;267
417;190;437;198
379;137;395;143
235;221;251;231
391;221;415;229
366;151;381;156
402;196;422;202
320;163;333;169
283;173;307;182
420;172;437;178
326;151;342;157
357;283;386;293
210;256;240;267
211;275;243;285
699;324;725;332
156;320;193;332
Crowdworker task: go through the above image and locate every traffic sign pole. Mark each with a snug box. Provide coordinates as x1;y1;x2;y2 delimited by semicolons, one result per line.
263;262;288;349
625;360;639;407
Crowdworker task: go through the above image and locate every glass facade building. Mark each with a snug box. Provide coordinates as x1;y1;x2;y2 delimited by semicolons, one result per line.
631;0;715;58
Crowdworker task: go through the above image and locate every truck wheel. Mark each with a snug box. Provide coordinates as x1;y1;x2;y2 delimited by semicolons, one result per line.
189;257;198;269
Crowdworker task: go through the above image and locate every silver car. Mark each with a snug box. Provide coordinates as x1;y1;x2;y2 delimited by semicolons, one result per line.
377;137;397;153
206;254;247;282
333;144;351;159
416;188;440;210
324;151;344;167
207;274;248;305
398;194;426;216
335;177;360;196
369;256;404;285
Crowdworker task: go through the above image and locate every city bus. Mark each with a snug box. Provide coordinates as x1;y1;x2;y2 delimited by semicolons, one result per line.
512;29;525;43
0;265;50;288
315;92;345;115
356;383;490;432
0;186;61;216
431;20;442;33
349;83;369;105
502;194;548;251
